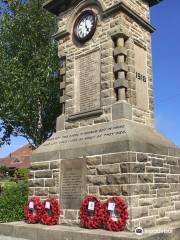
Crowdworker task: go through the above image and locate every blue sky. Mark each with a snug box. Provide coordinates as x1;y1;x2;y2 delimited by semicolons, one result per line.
0;0;179;157
152;0;180;147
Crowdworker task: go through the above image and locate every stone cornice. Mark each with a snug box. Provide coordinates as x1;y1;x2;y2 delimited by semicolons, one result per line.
43;0;163;16
52;30;70;41
102;2;156;33
52;1;155;41
146;0;163;7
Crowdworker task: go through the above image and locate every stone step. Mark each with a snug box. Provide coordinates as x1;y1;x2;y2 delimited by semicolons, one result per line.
0;221;180;240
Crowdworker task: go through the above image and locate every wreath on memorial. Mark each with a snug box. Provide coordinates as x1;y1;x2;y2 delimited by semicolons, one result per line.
80;195;102;229
24;197;42;224
101;196;128;231
40;198;60;225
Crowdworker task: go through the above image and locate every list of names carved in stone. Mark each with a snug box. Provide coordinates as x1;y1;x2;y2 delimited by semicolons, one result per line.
62;170;81;199
76;49;101;112
60;159;85;209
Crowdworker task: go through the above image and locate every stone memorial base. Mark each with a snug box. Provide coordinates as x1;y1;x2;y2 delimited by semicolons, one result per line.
0;221;180;240
30;119;180;230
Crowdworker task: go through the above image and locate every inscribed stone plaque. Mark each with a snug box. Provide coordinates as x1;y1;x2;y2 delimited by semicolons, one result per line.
60;159;86;209
135;45;148;111
75;49;101;113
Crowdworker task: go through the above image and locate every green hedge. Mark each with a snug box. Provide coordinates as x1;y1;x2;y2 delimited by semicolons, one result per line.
0;180;29;223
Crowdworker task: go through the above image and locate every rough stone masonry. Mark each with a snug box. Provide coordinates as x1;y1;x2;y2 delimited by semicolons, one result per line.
29;0;180;231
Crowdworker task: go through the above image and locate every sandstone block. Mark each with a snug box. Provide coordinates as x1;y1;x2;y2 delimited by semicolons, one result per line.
156;217;169;225
97;164;120;175
87;168;97;175
159;208;166;217
107;174;137;184
151;183;169;190
121;184;149;196
53;171;60;179
167;175;179;183
88;186;99;194
50;161;60;169
35;171;52;178
149;209;158;216
120;163;145;173
155;177;167;183
154;198;170;208
87;176;107;185
35;188;48;196
139;216;156;228
130;207;148;219
138;174;153;183
101;81;112;90
146;167;159;173
45;179;55;187
139;198;154;206
170;166;180;174
29;179;44;188
167;157;178;165
49;187;58;194
100;185;121;196
160;168;169;173
157;188;170;197
175;201;180;210
151;158;164;167
170;183;180;192
137;153;148;162
86;156;101;166
31;162;49;170
102;152;128;164
169;210;180;221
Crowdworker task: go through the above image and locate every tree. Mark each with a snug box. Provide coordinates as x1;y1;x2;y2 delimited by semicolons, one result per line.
0;0;61;147
0;165;9;177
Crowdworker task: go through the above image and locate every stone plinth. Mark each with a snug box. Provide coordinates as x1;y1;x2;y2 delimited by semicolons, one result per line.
0;221;180;240
30;119;180;230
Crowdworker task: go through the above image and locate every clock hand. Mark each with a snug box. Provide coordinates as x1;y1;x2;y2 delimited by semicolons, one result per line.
85;22;89;32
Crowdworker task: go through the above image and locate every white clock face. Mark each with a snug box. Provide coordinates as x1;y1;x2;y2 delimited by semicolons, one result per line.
77;15;94;39
74;11;97;43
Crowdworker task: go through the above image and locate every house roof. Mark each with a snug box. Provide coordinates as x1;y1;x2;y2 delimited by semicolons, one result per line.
43;0;163;15
0;144;32;169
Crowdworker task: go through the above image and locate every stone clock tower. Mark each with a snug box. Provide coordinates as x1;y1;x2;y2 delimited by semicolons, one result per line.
30;0;180;230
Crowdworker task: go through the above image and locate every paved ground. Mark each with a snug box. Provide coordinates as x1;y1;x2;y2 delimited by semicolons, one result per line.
0;236;27;240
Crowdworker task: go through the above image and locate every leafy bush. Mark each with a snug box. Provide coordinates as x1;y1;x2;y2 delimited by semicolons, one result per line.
14;168;30;181
0;180;29;222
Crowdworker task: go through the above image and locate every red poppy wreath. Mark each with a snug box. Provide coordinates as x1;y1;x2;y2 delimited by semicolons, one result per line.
101;196;128;231
24;197;42;224
80;195;102;229
40;198;60;225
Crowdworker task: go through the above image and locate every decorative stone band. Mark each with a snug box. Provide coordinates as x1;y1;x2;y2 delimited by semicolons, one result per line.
60;81;65;90
112;32;129;102
114;78;128;89
113;46;127;58
114;63;128;73
60;95;66;104
60;67;66;76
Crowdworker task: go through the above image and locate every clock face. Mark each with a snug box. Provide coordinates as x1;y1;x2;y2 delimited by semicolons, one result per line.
74;10;97;43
